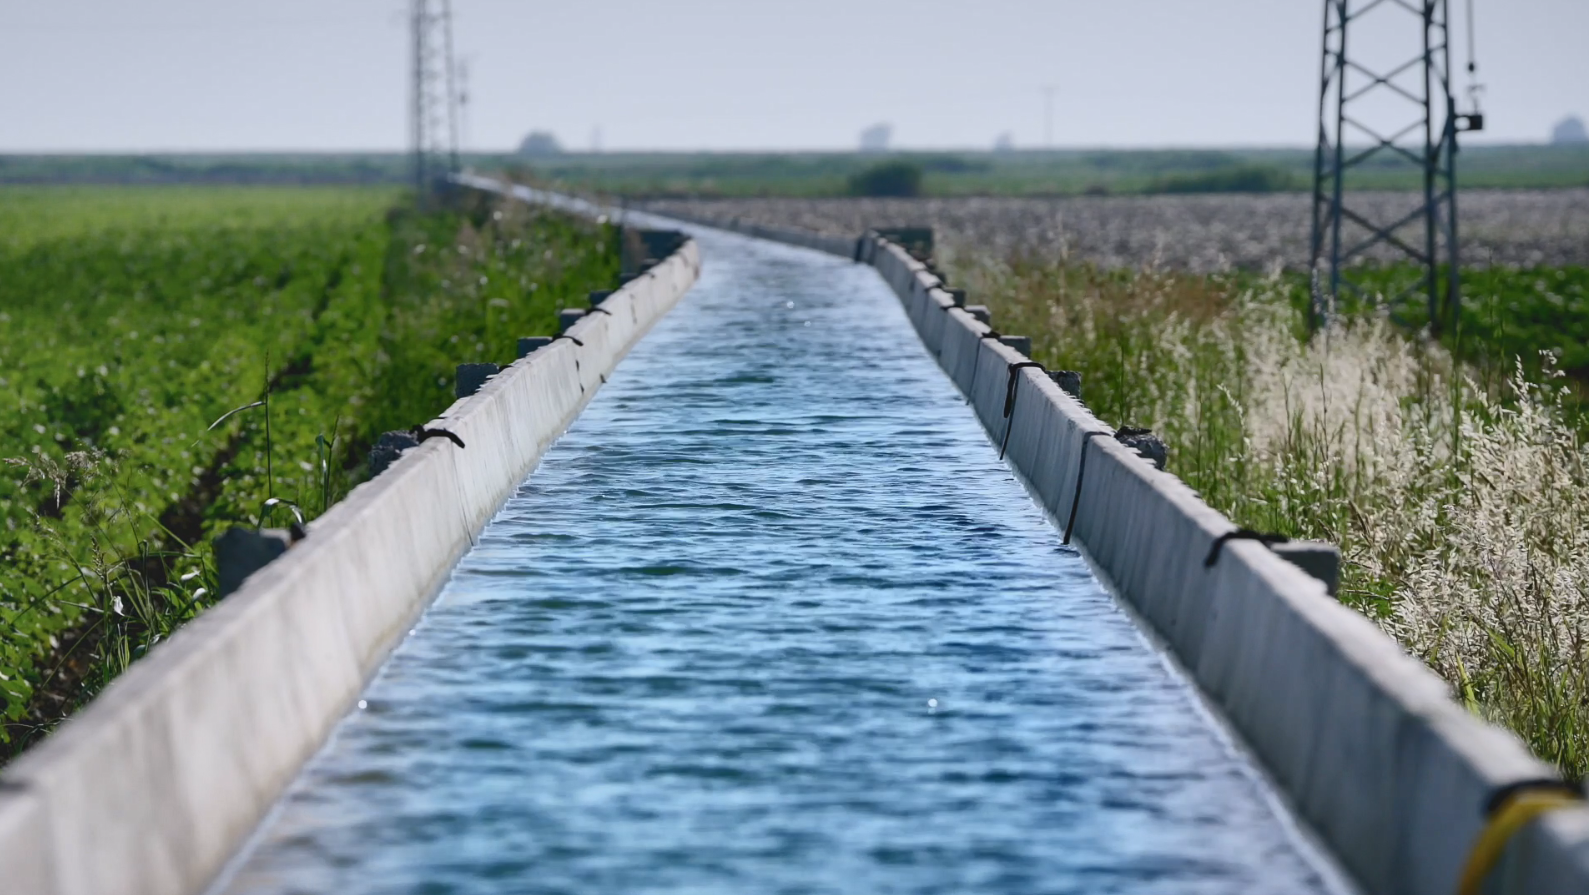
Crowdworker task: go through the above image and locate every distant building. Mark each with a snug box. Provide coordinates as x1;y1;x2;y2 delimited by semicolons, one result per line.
859;123;891;153
994;132;1015;153
518;131;563;156
1553;116;1589;145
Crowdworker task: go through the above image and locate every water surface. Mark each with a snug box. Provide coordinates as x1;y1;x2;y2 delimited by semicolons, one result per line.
220;229;1344;895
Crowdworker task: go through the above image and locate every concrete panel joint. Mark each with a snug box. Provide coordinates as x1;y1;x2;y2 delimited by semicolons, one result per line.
213;527;292;598
557;308;587;333
454;362;501;399
997;335;1032;357
1113;425;1167;470
1272;541;1343;597
1049;370;1082;400
366;428;422;477
516;336;553;359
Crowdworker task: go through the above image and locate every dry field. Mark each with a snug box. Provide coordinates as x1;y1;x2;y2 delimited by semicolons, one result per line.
642;189;1589;272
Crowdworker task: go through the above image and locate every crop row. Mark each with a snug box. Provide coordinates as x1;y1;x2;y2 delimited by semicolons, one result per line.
0;186;620;757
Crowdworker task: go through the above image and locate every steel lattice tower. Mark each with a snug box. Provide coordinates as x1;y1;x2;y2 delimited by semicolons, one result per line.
1310;0;1482;333
411;0;461;205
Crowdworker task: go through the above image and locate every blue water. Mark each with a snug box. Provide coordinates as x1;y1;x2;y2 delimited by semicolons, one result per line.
218;229;1345;895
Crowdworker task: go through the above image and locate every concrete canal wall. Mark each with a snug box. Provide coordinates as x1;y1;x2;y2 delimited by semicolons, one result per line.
672;210;1589;895
0;205;699;895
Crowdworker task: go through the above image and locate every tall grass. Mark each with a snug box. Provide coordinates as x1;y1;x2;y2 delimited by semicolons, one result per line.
954;251;1589;780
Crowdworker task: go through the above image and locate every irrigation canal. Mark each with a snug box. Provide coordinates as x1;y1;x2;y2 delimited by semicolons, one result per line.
215;226;1349;894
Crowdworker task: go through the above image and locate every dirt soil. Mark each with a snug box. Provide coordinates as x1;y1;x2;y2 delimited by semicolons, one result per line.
642;189;1589;272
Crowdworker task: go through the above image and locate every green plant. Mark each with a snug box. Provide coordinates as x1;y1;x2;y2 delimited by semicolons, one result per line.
957;251;1589;780
847;160;924;198
0;185;620;759
1150;164;1296;194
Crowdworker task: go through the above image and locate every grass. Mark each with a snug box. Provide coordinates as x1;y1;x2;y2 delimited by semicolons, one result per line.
950;251;1589;780
0;185;620;759
1287;264;1589;422
1457;267;1589;375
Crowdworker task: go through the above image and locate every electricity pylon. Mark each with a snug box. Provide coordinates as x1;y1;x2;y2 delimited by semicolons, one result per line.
411;0;461;205
1309;0;1483;333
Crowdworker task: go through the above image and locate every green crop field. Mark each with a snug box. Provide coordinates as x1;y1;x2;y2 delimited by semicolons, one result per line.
0;186;620;758
1273;264;1589;420
1371;265;1589;377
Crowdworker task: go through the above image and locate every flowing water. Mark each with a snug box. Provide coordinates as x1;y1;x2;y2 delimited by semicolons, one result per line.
217;227;1349;895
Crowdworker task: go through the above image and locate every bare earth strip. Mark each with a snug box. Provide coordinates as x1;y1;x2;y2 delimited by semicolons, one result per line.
642;189;1589;272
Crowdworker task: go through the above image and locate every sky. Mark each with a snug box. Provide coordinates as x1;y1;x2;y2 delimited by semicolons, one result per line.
0;0;1584;152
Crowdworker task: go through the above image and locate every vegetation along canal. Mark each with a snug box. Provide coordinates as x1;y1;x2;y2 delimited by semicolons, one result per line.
217;226;1350;894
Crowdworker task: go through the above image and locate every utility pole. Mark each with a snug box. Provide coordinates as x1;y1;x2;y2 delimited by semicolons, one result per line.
1310;0;1482;333
410;0;461;206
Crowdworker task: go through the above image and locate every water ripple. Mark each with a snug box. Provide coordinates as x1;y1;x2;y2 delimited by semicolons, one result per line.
219;231;1342;895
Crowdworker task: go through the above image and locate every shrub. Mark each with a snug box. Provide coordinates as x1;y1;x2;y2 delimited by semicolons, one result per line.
1151;164;1297;194
847;160;924;198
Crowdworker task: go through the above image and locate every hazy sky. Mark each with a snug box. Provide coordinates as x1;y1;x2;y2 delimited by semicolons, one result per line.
1;0;1584;152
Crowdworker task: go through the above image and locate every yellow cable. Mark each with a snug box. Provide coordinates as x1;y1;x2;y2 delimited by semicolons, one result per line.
1456;789;1583;895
